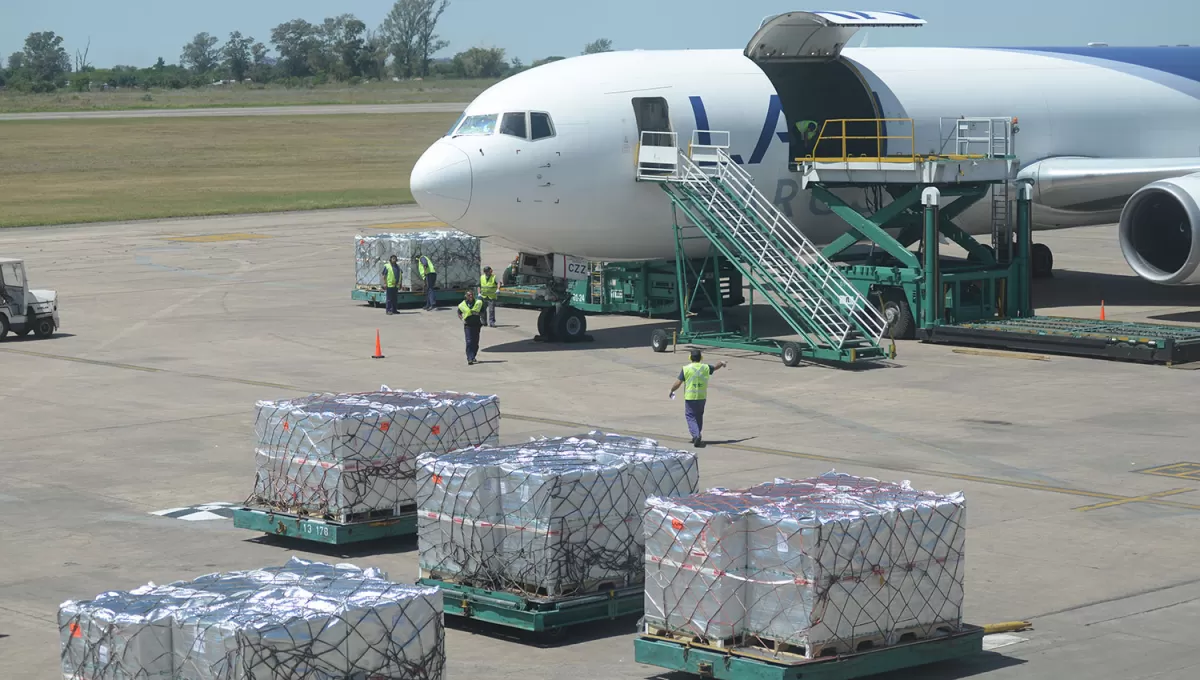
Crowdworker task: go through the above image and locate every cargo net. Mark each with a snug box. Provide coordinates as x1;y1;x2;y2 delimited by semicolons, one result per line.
416;431;699;598
58;557;445;680
250;386;500;522
644;471;966;659
355;230;481;290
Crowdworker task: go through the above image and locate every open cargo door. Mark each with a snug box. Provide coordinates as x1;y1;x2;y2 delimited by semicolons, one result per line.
745;10;925;62
742;10;926;161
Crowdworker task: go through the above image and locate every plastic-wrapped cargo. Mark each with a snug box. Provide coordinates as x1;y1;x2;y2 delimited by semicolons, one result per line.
355;230;481;290
251;386;500;521
644;471;966;658
416;431;699;597
58;557;445;680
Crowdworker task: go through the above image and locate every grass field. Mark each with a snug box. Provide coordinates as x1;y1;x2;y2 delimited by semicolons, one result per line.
0;113;459;227
0;80;492;113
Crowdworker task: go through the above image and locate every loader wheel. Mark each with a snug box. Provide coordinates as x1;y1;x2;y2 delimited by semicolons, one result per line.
651;329;670;353
0;316;8;340
536;307;557;341
880;289;915;341
554;307;587;343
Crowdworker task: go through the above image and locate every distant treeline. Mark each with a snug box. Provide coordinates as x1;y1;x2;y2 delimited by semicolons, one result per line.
0;1;614;93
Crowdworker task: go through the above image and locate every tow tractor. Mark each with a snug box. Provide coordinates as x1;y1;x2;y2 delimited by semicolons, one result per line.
0;258;58;340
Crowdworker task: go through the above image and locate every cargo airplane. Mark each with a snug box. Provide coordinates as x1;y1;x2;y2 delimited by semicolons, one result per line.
410;10;1200;296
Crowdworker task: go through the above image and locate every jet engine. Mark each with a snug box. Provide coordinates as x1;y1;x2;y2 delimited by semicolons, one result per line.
1119;173;1200;285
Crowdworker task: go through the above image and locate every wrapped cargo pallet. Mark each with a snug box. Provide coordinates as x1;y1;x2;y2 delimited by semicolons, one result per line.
59;557;445;680
416;432;699;597
355;230;481;291
644;471;966;658
251;386;500;522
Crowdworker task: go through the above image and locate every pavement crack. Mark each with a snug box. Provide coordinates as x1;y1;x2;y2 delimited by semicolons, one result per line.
1083;596;1200;626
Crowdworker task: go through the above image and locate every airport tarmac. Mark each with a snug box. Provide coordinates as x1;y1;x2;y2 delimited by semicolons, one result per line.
1;207;1199;679
0;102;467;121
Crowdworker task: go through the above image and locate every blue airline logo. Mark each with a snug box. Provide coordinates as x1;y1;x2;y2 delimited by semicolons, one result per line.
689;95;788;165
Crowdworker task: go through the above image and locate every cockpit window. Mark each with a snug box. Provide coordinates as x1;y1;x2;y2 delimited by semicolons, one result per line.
453;114;498;137
530;112;555;140
445;113;465;137
500;112;527;139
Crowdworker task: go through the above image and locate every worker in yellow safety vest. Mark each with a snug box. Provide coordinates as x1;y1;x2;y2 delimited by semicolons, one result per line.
795;119;819;158
478;265;498;327
668;349;728;447
414;254;437;310
380;254;401;315
457;289;484;365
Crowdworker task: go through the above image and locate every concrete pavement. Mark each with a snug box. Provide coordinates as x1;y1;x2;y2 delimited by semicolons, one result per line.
1;209;1199;678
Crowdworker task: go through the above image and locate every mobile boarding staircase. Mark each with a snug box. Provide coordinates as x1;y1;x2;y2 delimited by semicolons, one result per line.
636;130;890;366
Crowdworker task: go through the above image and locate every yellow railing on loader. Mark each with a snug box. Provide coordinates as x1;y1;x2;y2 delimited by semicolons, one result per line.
796;117;1000;164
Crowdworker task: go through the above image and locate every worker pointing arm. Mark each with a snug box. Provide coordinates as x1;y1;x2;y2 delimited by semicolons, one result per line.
669;349;727;448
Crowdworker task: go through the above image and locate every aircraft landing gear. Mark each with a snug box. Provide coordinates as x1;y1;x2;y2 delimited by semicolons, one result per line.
1032;243;1054;279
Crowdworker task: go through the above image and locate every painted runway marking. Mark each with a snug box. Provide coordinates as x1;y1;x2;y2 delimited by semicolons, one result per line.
164;233;272;243
1135;462;1200;481
982;633;1028;651
151;502;237;521
1073;487;1195;512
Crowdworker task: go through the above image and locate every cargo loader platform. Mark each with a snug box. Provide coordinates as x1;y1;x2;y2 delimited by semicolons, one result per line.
633;624;985;680
923;316;1200;365
232;506;417;545
417;576;643;636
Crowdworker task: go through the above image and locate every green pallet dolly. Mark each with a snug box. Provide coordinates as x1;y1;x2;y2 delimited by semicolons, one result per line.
232;506;417;545
417;577;643;635
633;624;985;680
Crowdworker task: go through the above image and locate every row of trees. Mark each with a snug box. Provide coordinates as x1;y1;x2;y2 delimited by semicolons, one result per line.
1;0;616;93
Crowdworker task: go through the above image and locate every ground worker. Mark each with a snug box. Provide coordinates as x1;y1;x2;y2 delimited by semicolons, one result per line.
478;265;498;327
795;119;819;157
415;254;437;310
380;254;401;315
457;289;484;365
668;349;727;447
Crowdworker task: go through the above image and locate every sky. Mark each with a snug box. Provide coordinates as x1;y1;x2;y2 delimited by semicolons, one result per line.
1;0;1198;69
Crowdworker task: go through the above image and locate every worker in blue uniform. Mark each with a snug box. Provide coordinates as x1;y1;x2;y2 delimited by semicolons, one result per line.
457;289;484;365
380;255;401;315
415;254;437;310
669;349;727;447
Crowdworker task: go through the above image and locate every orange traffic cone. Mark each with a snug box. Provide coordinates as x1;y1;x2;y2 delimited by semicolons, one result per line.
1100;300;1106;321
372;330;385;359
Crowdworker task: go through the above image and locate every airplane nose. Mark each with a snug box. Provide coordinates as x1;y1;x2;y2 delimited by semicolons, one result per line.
410;141;472;223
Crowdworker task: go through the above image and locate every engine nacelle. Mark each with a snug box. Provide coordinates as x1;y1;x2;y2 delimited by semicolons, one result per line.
1119;173;1200;285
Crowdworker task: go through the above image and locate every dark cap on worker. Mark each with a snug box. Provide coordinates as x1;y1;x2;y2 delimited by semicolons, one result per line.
484;265;492;272
690;349;703;362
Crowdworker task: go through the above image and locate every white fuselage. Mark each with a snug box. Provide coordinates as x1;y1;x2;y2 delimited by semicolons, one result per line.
410;47;1200;261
